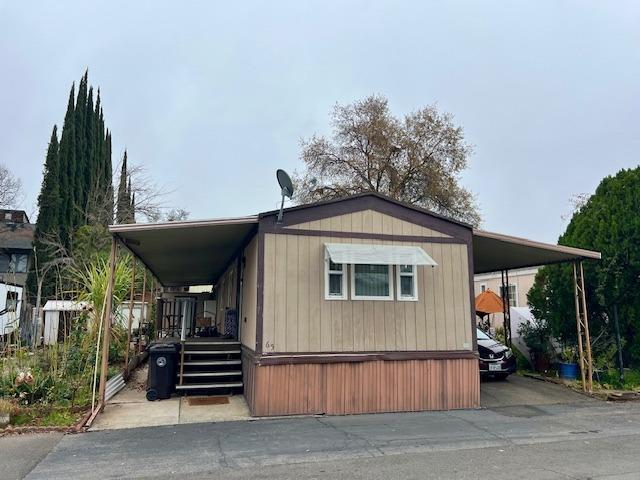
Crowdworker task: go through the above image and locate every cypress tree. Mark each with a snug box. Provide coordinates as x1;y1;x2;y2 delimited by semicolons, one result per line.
36;126;62;235
116;151;129;223
26;126;61;300
93;90;104;195
85;86;96;204
130;192;136;223
29;72;117;302
73;72;88;224
105;130;114;222
126;177;133;223
57;83;76;245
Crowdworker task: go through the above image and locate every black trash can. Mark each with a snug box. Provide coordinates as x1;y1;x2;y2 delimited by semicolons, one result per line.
146;343;179;401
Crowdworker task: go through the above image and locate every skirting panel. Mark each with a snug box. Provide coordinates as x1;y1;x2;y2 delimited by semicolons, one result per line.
242;353;479;416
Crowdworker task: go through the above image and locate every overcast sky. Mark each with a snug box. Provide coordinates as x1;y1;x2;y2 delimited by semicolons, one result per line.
1;1;639;243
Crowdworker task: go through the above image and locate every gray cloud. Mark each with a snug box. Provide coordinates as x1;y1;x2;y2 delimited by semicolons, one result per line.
1;1;638;242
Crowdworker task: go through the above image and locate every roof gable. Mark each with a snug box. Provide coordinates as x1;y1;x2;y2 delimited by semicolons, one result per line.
259;193;471;240
287;209;452;238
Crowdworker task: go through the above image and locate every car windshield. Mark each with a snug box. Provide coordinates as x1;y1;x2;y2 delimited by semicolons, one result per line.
476;329;492;340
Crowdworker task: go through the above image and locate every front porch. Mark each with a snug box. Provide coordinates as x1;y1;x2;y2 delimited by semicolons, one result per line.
155;296;244;395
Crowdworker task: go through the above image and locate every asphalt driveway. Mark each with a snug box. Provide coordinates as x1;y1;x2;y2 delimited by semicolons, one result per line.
481;373;593;409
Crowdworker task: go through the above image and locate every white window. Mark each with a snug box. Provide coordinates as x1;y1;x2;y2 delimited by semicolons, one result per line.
6;291;18;312
9;254;28;273
500;284;518;307
396;265;418;301
325;258;347;300
351;264;393;300
480;283;487;293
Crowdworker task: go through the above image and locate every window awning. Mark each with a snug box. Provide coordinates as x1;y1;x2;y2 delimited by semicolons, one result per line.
325;243;437;266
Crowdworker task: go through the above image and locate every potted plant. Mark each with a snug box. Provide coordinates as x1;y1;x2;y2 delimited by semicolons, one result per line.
558;346;579;380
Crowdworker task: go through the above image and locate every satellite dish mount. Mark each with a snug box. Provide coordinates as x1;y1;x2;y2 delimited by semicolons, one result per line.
276;169;294;223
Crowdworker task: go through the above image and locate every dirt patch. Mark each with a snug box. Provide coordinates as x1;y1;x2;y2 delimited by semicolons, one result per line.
126;364;148;391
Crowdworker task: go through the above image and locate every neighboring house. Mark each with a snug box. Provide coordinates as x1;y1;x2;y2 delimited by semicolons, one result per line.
0;209;34;288
0;281;22;337
0;210;34;337
473;267;539;333
110;192;600;416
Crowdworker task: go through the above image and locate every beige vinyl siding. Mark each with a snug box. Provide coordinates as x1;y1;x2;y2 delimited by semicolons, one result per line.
262;233;472;353
288;209;452;238
240;236;258;350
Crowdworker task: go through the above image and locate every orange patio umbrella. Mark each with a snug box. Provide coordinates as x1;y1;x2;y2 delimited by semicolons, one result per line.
475;289;504;317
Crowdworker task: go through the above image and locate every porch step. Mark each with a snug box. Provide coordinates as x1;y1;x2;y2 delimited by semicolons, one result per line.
177;338;243;396
180;371;242;377
176;382;243;390
183;350;241;355
182;360;241;366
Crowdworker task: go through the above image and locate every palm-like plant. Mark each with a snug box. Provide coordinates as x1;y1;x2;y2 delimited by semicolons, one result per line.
69;257;133;351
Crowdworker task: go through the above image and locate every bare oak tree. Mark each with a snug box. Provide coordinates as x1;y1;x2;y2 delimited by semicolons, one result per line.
294;95;481;225
0;163;23;208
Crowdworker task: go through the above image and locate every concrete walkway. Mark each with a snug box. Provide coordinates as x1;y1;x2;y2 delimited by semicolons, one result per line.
90;365;250;430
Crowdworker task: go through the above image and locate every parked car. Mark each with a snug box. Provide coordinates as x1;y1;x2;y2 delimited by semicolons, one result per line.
477;328;516;379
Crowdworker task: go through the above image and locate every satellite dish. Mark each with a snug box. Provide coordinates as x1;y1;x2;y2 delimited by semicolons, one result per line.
276;169;294;198
276;169;294;223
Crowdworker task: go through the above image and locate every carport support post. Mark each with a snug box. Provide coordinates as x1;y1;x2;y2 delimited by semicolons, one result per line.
138;271;147;353
500;270;512;347
573;261;593;393
98;237;118;406
123;260;136;377
144;278;155;351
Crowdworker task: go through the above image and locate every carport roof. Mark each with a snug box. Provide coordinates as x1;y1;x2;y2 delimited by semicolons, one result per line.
472;229;600;274
109;200;601;286
110;216;258;287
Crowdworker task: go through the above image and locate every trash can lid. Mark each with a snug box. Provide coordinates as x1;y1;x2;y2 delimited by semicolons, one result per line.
149;343;178;352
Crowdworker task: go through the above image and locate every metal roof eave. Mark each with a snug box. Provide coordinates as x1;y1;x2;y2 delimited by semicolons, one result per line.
108;215;259;234
472;228;601;274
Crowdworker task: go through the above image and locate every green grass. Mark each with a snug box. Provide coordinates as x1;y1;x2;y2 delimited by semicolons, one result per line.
7;406;81;427
42;409;78;427
595;368;640;391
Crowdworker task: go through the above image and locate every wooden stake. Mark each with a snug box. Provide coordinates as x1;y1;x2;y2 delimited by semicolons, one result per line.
138;271;147;354
144;278;155;350
98;238;118;406
573;262;587;391
579;261;594;392
123;260;136;377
